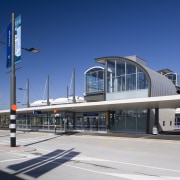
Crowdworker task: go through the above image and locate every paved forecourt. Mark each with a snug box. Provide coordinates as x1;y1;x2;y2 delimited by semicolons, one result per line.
0;130;180;180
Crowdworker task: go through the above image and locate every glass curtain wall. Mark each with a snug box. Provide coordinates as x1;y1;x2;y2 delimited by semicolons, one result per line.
107;60;116;93
0;115;9;129
75;113;84;130
66;112;74;130
16;111;74;132
54;112;65;131
110;110;147;133
126;64;136;90
117;61;125;91
137;69;148;89
75;112;106;132
106;59;148;93
16;114;31;129
86;68;104;94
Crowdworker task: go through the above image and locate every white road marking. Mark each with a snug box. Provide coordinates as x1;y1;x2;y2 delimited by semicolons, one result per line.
1;135;57;144
65;164;180;180
71;155;180;173
0;157;32;163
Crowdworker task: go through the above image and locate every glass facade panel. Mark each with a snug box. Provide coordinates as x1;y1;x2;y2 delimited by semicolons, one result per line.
126;64;136;74
98;112;106;131
107;60;115;78
75;112;106;132
166;73;176;86
16;114;31;129
117;75;125;91
83;113;98;131
116;61;125;76
0;115;9;128
75;113;83;130
136;110;147;132
175;115;180;129
106;59;148;93
110;109;147;133
166;73;180;87
107;77;115;93
66;112;74;130
86;68;104;94
98;70;104;91
177;75;180;87
137;70;148;89
107;60;115;93
126;111;136;132
55;114;64;131
126;73;136;90
114;111;126;132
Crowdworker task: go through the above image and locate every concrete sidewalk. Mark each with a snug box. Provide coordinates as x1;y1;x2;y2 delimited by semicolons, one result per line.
56;130;180;141
0;130;179;153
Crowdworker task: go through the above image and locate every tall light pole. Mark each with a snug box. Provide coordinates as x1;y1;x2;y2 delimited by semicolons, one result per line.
9;13;39;147
18;79;30;108
10;12;16;147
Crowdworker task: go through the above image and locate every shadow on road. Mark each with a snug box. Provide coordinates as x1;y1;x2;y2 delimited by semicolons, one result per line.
0;170;24;180
24;135;59;146
7;148;80;179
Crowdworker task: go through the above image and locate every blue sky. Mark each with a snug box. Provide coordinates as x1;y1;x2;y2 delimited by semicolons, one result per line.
0;0;180;109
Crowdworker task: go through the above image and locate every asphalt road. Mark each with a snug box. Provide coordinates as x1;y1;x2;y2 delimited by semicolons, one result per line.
0;130;180;180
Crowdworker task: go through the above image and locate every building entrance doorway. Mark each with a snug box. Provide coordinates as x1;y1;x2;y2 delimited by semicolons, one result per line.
75;112;106;132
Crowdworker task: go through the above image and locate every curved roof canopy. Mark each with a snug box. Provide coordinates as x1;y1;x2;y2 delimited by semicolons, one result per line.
1;95;180;114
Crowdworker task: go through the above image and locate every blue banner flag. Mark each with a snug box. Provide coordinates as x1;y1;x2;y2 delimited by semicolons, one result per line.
15;15;21;64
6;23;12;68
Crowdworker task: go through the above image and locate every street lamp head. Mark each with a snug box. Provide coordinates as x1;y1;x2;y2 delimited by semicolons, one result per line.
18;87;26;91
28;48;40;53
22;47;40;53
0;41;40;53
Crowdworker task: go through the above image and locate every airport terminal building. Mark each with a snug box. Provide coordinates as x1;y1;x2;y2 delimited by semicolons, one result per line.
0;55;180;134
